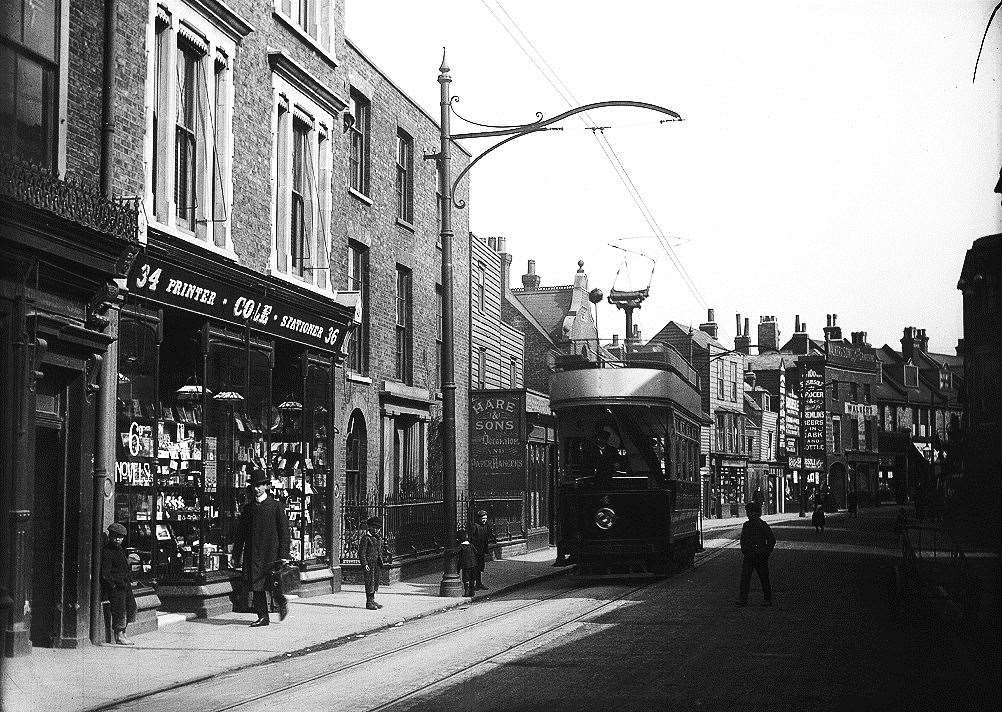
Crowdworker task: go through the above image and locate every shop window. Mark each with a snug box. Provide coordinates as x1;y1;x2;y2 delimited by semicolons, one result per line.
864;418;873;450
347;88;370;196
346;241;369;374
395;128;413;224
147;4;235;249
345;410;367;502
272;82;332;289
395;266;412;383
851;420;860;450
0;0;59;168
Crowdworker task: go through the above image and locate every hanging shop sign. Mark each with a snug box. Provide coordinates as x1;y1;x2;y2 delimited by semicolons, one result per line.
470;390;526;492
128;255;351;353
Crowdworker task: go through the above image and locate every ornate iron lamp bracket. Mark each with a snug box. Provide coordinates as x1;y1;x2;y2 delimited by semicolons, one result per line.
446;100;682;210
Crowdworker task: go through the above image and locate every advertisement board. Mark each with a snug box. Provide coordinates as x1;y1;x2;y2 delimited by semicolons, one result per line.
470;391;526;493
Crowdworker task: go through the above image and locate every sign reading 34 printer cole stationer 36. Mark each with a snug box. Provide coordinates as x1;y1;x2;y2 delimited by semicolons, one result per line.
128;256;351;354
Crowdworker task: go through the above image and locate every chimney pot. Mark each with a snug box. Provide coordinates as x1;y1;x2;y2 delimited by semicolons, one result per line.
795;315;802;333
735;313;742;333
707;308;715;322
744;317;750;336
497;236;506;253
528;260;536;275
487;236;497;250
833;313;838;325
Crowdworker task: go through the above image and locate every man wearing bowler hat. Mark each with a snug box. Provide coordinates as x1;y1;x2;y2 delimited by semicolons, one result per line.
357;516;385;610
232;470;291;626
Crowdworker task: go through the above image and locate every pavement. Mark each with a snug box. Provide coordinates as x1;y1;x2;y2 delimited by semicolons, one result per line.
0;547;568;712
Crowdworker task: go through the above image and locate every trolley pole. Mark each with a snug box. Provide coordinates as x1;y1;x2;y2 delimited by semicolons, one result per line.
427;51;682;597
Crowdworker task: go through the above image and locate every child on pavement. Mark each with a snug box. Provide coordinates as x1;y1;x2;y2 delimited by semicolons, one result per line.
457;530;478;598
812;504;826;533
101;522;136;645
737;501;776;607
358;517;385;610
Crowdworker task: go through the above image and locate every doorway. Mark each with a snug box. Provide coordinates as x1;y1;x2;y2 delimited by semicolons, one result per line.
29;369;69;648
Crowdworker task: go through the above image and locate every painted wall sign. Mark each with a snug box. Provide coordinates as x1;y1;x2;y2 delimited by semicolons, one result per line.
128;255;353;354
844;402;877;417
801;365;827;464
469;391;525;493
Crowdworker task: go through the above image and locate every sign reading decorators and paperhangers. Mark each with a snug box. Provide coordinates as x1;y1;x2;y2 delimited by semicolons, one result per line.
469;391;526;493
128;255;352;354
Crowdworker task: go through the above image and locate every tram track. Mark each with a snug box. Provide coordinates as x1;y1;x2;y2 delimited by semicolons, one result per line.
100;577;651;712
363;578;667;712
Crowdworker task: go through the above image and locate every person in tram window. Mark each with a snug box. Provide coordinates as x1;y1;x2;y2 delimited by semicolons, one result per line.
736;501;776;607
587;424;621;489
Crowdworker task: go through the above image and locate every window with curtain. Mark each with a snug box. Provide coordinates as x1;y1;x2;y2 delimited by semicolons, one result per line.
147;5;235;248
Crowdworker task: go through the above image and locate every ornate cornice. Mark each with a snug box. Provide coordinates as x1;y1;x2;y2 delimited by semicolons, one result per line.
268;48;347;115
182;0;254;43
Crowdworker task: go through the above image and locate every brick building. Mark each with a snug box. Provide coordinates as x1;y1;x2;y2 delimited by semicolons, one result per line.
873;327;963;507
2;0;474;644
647;310;751;519
1;0;143;655
748;314;881;512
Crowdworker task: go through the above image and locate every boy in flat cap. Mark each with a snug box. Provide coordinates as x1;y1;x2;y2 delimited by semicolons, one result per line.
101;522;136;645
737;501;776;606
469;510;498;590
457;530;478;598
357;517;385;610
232;470;291;626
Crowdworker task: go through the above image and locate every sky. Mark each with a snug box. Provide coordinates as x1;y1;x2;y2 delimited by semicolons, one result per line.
346;1;1002;355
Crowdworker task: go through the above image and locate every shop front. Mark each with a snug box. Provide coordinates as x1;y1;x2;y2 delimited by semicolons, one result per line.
709;456;748;518
113;239;357;616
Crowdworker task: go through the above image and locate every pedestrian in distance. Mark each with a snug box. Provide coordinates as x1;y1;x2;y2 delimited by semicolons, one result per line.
457;530;478;598
358;516;385;610
737;501;776;607
847;488;858;515
232;470;291;627
812;504;826;533
469;509;498;590
101;522;137;645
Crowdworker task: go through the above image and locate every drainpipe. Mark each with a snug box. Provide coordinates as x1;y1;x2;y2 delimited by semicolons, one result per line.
100;0;117;196
91;0;118;644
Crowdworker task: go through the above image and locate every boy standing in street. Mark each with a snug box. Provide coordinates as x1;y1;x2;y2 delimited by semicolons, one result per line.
358;517;385;610
101;522;136;645
737;501;776;606
457;530;478;598
469;510;498;590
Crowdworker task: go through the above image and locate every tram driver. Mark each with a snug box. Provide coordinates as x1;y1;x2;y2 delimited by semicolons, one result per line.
586;424;623;489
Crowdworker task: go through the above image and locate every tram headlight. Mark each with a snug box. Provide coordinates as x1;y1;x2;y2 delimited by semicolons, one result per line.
594;506;616;530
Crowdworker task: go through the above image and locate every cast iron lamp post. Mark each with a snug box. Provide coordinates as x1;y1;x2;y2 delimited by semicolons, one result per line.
427;52;682;596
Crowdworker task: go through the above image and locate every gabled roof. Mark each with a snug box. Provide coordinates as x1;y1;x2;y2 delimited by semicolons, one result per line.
646;321;728;353
502;291;556;347
509;285;574;344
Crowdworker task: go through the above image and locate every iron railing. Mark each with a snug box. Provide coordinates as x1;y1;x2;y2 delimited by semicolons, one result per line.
0;151;140;243
340;492;527;564
892;518;979;622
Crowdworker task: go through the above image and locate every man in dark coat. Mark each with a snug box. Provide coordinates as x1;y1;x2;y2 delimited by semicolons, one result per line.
101;522;136;645
232;470;291;626
457;530;478;598
357;516;385;610
469;510;498;590
736;501;776;606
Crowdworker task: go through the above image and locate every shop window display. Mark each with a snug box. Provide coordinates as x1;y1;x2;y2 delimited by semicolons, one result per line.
115;307;337;586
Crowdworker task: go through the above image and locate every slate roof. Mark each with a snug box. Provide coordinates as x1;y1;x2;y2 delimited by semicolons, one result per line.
509;285;574;344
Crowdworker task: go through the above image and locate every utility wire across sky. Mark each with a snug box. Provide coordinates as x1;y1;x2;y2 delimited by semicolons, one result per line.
479;0;708;309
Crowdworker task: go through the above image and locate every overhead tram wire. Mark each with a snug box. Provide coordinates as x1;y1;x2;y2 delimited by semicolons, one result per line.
482;0;707;309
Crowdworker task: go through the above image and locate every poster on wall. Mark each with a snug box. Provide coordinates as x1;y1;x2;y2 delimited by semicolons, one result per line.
469;391;526;493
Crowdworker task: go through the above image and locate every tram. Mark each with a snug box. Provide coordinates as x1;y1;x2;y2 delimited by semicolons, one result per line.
551;344;708;576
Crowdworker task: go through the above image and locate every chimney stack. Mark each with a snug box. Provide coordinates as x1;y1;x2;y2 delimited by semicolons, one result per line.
735;313;752;354
757;315;780;352
900;326;923;360
745;370;757;389
956;338;964;357
917;328;929;353
851;331;869;348
521;259;541;290
790;318;811;355
487;236;497;250
699;308;719;340
824;313;842;341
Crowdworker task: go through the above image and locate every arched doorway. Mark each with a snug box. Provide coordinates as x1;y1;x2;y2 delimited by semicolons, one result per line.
345;410;367;503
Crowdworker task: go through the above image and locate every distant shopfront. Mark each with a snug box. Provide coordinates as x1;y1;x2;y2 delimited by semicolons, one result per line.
113;238;358;615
